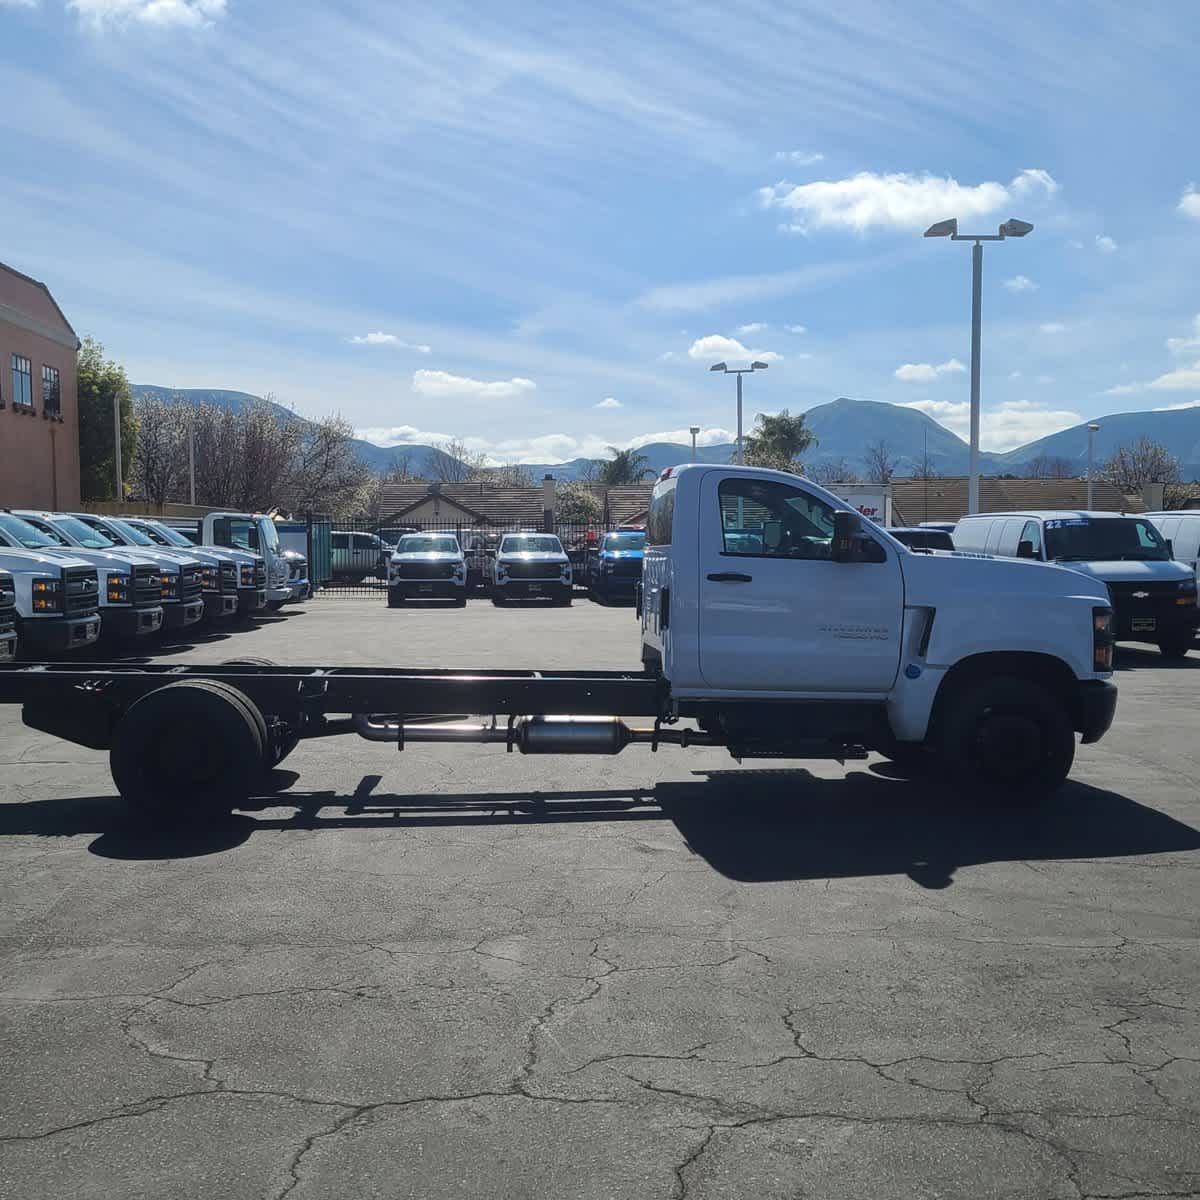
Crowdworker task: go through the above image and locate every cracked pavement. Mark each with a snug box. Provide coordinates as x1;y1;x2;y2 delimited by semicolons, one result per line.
1;599;1198;1199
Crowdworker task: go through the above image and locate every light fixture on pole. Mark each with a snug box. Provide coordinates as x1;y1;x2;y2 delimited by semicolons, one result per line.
923;215;1033;515
1086;423;1101;509
689;425;701;462
708;360;769;465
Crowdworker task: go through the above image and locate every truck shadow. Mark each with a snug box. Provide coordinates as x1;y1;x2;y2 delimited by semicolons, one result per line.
3;769;1196;888
1113;645;1200;671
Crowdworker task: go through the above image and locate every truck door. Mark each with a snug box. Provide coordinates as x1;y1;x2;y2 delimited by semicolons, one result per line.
698;473;903;693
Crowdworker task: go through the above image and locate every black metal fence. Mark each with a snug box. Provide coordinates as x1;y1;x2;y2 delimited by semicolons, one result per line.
306;516;604;597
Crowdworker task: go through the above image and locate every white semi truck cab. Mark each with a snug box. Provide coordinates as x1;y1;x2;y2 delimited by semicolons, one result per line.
0;463;1118;822
190;512;292;607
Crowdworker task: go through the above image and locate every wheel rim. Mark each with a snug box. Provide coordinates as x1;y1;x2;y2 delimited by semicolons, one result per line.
971;706;1045;781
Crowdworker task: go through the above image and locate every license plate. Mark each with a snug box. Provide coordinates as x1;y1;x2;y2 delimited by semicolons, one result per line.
527;584;542;593
418;584;433;593
1131;617;1157;632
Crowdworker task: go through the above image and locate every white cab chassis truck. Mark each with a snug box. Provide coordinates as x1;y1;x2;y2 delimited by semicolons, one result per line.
0;543;101;656
0;465;1117;824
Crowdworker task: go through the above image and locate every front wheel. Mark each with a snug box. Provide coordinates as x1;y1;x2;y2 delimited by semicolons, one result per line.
387;588;405;608
491;589;505;606
938;676;1075;797
1157;632;1194;660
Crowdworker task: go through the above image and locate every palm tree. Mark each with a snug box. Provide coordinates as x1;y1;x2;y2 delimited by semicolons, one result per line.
597;446;652;485
743;410;817;472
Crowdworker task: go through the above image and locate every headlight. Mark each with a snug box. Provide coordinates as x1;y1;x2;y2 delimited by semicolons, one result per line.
161;574;176;598
32;578;62;612
1093;606;1114;672
1177;579;1197;594
200;566;217;592
107;572;131;604
239;565;255;586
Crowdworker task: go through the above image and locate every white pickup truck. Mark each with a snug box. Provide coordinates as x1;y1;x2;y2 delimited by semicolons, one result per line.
0;463;1117;820
0;528;102;656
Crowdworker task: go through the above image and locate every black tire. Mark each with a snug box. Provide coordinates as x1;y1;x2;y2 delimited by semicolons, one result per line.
265;600;286;612
1157;633;1193;660
219;659;301;766
491;590;505;606
454;594;468;607
939;675;1075;797
387;588;405;608
110;680;265;823
557;590;573;607
876;739;930;774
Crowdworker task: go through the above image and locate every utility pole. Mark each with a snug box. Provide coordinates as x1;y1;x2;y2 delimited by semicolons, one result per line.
113;388;123;501
189;428;196;505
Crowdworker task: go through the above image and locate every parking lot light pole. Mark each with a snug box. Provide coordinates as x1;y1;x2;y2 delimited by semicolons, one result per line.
689;425;700;462
708;361;769;465
923;216;1034;515
1087;423;1101;509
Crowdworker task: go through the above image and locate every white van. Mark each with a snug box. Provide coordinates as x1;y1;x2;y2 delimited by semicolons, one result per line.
954;511;1199;658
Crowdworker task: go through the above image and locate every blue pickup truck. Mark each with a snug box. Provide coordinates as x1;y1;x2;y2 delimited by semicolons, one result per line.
584;529;645;602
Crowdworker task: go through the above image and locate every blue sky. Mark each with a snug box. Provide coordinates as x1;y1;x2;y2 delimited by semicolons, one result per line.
2;0;1199;464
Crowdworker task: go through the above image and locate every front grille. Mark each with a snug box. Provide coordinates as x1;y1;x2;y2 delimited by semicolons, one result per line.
289;558;307;580
610;559;642;578
399;561;457;580
220;563;238;594
0;572;14;634
504;561;562;580
133;564;161;608
1108;581;1187;603
181;562;204;603
64;566;100;615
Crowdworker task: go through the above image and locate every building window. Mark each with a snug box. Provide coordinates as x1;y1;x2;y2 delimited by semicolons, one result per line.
11;356;33;410
42;365;61;418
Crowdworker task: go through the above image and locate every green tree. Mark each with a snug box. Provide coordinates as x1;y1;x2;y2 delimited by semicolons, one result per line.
556;481;602;524
78;336;137;499
743;409;817;473
597;446;651;484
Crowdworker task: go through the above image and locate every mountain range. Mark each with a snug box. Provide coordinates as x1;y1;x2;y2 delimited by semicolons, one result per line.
131;385;1200;482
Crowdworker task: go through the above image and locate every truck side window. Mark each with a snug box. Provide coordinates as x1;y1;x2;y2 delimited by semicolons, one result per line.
718;478;837;560
332;533;349;550
1020;520;1043;559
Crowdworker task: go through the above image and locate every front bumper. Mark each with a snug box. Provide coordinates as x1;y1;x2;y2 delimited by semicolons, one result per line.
1077;679;1118;744
267;585;292;604
392;579;464;599
103;604;165;638
162;598;205;629
204;593;240;620
1113;604;1200;642
287;580;311;602
23;612;102;652
238;587;268;614
495;580;572;598
592;572;639;594
0;630;17;661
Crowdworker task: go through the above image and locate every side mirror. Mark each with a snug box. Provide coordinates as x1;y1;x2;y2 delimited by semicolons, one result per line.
1016;540;1035;559
831;510;864;563
1165;538;1174;559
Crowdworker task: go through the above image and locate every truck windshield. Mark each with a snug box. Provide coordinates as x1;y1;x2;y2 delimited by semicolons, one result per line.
502;536;562;554
603;533;644;552
106;518;156;546
0;514;58;549
1044;517;1171;562
398;536;459;554
48;516;118;550
134;521;192;548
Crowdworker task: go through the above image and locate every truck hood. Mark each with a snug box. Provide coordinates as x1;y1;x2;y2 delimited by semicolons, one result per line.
601;550;643;561
24;547;169;572
901;550;1110;607
392;552;463;564
0;547;94;573
499;553;567;564
1050;559;1194;584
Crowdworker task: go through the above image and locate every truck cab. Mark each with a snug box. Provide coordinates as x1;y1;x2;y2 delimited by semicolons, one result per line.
491;532;573;606
586;529;644;601
331;530;387;584
0;517;103;654
387;532;467;607
641;465;1116;787
196;512;292;606
954;511;1199;659
70;512;238;624
5;511;167;640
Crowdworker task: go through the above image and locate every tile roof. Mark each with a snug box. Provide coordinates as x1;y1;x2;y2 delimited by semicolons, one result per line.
888;477;1145;525
379;481;654;527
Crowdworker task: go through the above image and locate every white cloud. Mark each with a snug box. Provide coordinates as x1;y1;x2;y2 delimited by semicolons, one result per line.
356;425;456;447
686;334;781;363
1003;275;1038;292
1152;400;1200;412
1166;315;1200;356
759;168;1057;234
594;397;622;409
349;332;432;353
774;150;824;166
902;399;1082;451
1178;186;1200;221
68;0;227;27
1039;322;1066;334
893;358;965;382
784;324;807;334
411;369;536;400
1107;362;1200;396
736;322;767;334
629;427;733;450
1095;234;1118;254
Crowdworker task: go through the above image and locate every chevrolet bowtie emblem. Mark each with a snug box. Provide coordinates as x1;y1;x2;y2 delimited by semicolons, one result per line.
1131;590;1149;599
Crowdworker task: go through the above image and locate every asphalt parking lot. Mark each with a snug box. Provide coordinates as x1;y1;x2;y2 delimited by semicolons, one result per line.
1;596;1198;1199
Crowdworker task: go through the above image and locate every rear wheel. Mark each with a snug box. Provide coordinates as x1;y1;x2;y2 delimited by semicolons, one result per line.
110;680;266;823
939;676;1074;797
219;659;300;766
1157;632;1193;660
